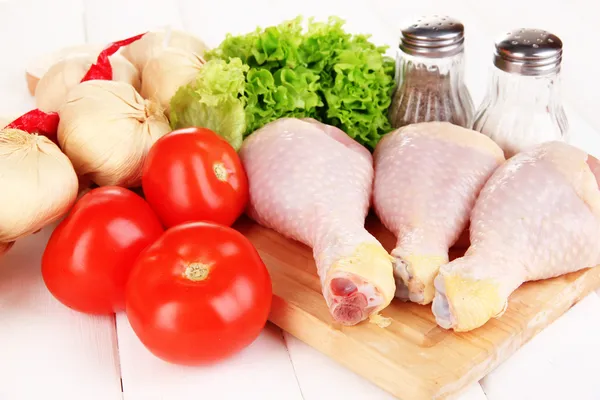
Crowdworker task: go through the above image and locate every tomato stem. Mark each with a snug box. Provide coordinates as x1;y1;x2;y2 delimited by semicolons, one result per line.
213;162;228;181
184;263;210;281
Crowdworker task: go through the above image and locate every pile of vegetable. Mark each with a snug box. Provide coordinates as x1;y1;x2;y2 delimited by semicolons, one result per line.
0;110;78;255
0;16;398;365
170;16;395;150
1;28;271;366
42;129;270;365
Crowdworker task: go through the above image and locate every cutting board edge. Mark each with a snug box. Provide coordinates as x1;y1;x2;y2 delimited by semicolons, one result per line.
268;265;600;400
268;293;436;400
237;216;600;399
433;265;600;399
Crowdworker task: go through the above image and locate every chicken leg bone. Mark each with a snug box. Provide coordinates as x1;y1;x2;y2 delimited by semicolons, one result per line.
433;141;600;332
240;118;396;325
373;122;504;304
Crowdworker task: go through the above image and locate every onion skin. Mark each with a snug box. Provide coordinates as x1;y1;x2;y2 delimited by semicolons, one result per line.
140;47;204;116
121;29;209;72
0;129;79;243
25;44;105;96
58;80;171;188
35;54;140;113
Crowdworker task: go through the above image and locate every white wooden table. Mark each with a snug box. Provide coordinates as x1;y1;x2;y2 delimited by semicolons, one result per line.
0;1;599;399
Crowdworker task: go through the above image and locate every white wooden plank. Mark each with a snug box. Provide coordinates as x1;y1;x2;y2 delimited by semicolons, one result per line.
2;0;86;53
83;0;184;44
116;315;303;400
0;0;86;116
178;0;395;52
284;332;487;400
460;384;489;400
178;0;290;49
0;223;122;400
0;2;122;399
481;293;600;400
283;332;396;400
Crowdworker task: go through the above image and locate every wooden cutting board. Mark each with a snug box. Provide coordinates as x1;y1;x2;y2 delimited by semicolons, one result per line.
234;215;600;400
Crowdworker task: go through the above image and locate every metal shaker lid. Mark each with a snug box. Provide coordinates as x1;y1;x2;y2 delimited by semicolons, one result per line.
494;29;563;76
400;15;465;58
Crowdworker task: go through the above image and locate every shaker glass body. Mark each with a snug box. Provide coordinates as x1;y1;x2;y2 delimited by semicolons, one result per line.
389;51;474;129
472;67;568;158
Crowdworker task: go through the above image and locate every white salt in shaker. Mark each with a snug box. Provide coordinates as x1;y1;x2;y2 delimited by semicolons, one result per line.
472;29;569;158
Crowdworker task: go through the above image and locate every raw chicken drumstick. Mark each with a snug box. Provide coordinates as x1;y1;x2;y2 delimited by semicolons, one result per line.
373;122;505;304
433;141;600;332
239;118;395;325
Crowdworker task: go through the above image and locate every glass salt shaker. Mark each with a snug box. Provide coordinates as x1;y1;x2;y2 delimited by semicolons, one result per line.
389;15;474;129
472;29;568;158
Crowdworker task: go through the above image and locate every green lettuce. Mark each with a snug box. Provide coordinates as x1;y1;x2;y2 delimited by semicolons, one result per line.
244;66;323;132
170;58;249;151
302;18;395;149
173;16;395;150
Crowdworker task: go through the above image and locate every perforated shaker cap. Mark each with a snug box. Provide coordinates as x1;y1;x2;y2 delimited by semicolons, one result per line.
494;29;563;76
399;15;465;58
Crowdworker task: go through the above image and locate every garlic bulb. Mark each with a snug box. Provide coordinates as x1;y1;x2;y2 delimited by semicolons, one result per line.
122;29;209;72
0;129;78;243
25;44;105;96
58;80;171;187
35;54;140;112
141;47;204;116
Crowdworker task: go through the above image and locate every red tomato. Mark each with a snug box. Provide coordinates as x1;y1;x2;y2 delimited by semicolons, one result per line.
142;127;249;228
42;186;164;314
125;222;272;365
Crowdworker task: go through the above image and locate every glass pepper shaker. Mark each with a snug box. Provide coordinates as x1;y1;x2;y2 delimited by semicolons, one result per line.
472;29;568;158
389;15;474;129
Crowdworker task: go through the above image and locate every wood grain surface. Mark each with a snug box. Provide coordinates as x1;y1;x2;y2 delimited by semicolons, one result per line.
235;215;600;399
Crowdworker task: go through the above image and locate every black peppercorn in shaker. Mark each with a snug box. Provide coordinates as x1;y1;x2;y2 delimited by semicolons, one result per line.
389;16;474;129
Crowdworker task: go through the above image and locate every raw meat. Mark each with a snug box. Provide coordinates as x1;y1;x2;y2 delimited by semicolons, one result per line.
433;141;600;332
373;122;504;304
239;118;395;325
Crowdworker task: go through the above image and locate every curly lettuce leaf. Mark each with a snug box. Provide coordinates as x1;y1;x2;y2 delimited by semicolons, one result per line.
204;16;395;149
244;66;323;133
169;58;249;150
206;17;323;134
206;16;306;69
300;17;394;149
